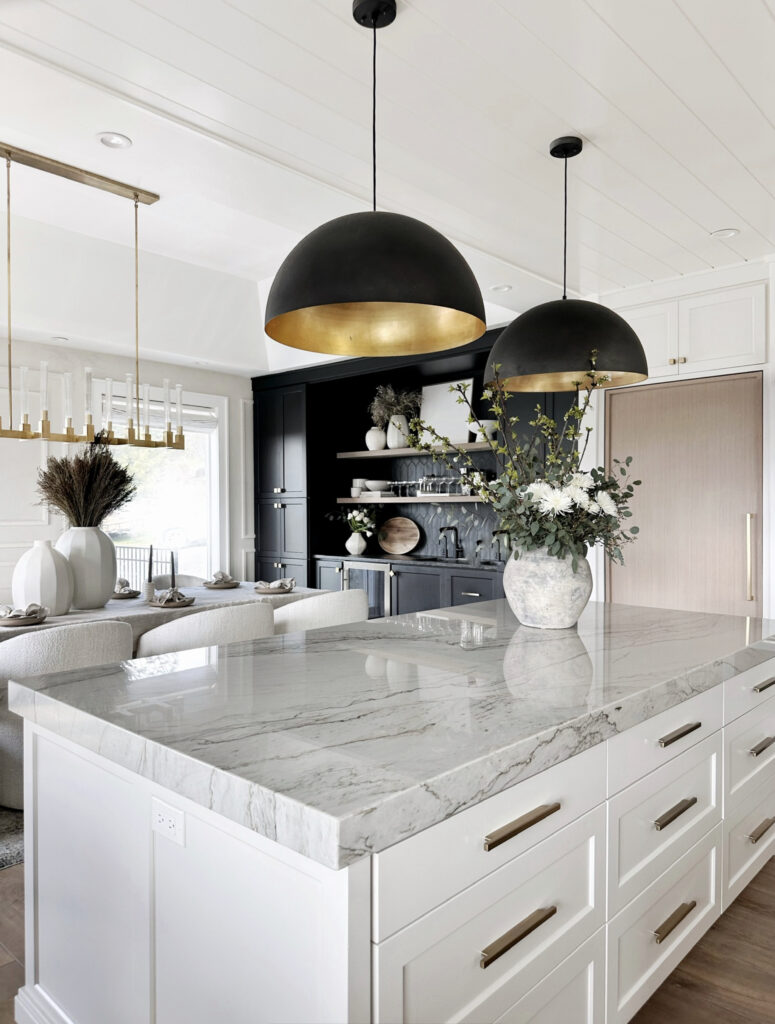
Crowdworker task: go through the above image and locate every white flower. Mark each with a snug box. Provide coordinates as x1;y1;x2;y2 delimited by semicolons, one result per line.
527;480;553;503
569;472;594;490
596;490;618;517
587;500;601;515
563;484;589;509
537;488;573;517
366;530;373;537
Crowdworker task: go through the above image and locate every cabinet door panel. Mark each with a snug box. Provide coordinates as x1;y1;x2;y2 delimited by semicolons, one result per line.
317;560;344;592
256;390;283;496
257;502;283;556
616;301;678;378
391;567;443;615
679;284;765;373
282;501;308;558
256;558;308;587
451;573;496;606
281;387;306;496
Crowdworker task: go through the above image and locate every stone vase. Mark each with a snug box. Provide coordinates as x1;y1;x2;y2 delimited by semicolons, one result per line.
503;547;592;629
345;532;367;556
12;539;74;615
386;414;410;449
365;426;387;451
55;526;117;609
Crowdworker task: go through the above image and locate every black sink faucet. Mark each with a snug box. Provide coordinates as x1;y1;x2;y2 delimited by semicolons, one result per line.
439;526;462;559
492;529;510;562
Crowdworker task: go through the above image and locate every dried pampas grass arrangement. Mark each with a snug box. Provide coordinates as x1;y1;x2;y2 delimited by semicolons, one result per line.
37;440;136;528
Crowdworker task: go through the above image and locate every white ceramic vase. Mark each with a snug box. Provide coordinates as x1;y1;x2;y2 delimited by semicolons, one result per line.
386;414;410;449
503;547;593;629
55;526;117;609
365;426;387;451
345;532;367;556
12;540;74;615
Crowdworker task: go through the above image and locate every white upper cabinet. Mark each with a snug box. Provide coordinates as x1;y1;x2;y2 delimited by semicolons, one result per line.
616;282;766;379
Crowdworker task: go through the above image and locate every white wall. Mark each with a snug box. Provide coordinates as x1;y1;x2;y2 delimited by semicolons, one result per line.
0;338;254;603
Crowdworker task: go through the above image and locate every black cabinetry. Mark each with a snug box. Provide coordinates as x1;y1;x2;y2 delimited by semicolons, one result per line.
391;565;444;615
257;557;308;586
316;559;344;592
256;500;308;558
256;385;306;497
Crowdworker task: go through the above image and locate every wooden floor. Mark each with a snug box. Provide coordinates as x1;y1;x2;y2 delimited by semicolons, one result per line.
0;858;772;1022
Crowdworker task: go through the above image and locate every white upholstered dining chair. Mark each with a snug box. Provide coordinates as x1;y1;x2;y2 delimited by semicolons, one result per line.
135;601;274;659
151;573;205;589
273;589;369;635
0;621;134;810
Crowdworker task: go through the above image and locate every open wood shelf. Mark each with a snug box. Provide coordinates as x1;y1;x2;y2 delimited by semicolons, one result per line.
336;495;484;504
336;441;492;459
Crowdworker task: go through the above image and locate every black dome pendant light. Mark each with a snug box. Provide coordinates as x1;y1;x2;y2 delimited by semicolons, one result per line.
485;136;647;391
264;0;486;357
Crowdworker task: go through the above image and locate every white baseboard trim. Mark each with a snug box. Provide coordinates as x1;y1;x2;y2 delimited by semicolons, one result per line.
15;985;74;1024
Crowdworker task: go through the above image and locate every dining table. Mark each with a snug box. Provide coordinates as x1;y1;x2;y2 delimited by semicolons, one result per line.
0;584;330;651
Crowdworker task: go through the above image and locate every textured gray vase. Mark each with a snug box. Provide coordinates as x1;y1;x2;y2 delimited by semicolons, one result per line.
503;547;593;629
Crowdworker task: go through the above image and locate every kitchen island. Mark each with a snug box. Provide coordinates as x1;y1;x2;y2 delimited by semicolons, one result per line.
9;600;775;1024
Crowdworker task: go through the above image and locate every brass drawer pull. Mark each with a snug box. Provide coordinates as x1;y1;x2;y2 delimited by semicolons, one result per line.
272;487;284;493
753;677;775;694
678;356;687;364
461;592;481;598
483;802;562;852
272;502;285;509
749;736;775;758
748;817;775;844
654;900;696;944
654;796;698;832
480;906;557;969
658;721;701;748
668;357;677;365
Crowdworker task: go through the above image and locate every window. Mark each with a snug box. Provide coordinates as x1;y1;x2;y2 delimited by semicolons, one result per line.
100;381;228;582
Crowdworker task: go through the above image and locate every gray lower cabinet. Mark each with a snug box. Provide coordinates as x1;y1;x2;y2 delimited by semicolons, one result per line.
391;566;444;615
316;560;344;592
450;572;498;606
256;558;308;588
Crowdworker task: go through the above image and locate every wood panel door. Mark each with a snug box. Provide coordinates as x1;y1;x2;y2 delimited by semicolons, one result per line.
605;373;762;617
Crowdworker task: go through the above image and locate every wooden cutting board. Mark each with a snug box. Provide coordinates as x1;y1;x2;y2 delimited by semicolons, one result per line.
378;516;420;555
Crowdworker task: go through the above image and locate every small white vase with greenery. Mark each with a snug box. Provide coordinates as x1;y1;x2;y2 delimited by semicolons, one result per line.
334;507;376;556
368;385;421;449
408;356;641;629
37;442;136;609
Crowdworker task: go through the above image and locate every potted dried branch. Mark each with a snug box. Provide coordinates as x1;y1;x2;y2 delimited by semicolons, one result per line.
37;442;136;609
367;385;421;449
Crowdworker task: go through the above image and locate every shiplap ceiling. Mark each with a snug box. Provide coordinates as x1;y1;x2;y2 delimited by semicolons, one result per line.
0;0;774;350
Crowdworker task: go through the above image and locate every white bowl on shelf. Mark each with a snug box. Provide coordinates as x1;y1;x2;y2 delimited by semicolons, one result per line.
364;480;390;491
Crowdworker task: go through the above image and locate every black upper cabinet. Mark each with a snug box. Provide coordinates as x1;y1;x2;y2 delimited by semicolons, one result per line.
257;500;308;558
256;385;307;497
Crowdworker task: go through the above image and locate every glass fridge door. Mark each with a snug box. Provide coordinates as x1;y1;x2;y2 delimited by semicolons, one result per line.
343;561;391;619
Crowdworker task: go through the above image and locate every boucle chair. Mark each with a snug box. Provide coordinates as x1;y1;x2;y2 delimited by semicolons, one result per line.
151;573;205;589
0;621;133;810
135;601;274;659
273;589;369;635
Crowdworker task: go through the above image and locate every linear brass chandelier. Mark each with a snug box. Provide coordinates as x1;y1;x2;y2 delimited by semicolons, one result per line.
0;142;184;448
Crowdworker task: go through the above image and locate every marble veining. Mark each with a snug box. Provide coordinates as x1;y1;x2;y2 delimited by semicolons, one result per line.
9;600;775;869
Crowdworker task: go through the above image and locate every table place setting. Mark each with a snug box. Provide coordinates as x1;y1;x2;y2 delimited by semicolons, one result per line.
0;603;49;627
112;578;141;600
203;571;241;590
255;577;296;596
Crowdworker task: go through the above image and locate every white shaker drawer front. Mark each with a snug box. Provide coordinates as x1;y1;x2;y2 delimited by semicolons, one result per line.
372;743;606;942
724;699;775;803
722;765;775;908
607;687;721;795
723;657;775;723
493;928;605;1024
608;733;722;915
606;825;721;1024
373;806;605;1024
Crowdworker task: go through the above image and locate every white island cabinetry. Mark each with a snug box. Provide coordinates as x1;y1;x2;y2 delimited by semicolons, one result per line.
9;600;775;1024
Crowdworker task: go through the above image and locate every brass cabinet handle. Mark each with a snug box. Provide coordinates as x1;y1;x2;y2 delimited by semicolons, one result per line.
272;487;284;493
389;570;395;578
668;357;677;365
658;721;701;748
273;502;285;509
480;906;557;969
746;512;754;601
483;802;562;852
654;900;697;944
748;817;775;844
749;736;775;758
678;356;687;364
654;796;698;831
462;592;481;598
334;567;342;574
753;677;775;694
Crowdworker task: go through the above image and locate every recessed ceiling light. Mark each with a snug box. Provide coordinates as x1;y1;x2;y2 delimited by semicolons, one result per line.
710;227;739;239
489;284;512;293
97;131;132;150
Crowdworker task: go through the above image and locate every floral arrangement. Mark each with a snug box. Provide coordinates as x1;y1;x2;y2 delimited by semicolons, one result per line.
407;359;641;571
329;506;377;537
37;440;136;528
368;384;421;430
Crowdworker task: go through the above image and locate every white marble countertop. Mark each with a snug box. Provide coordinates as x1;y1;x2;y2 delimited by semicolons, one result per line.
9;599;775;869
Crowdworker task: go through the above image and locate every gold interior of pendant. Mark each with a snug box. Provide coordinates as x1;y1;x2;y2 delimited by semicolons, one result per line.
497;368;648;392
265;301;486;356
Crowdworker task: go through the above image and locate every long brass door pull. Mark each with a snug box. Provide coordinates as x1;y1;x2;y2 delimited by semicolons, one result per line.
749;737;775;758
654;900;697;944
748;817;775;844
480;906;557;969
654;797;698;832
658;722;701;748
753;677;775;694
483;802;562;852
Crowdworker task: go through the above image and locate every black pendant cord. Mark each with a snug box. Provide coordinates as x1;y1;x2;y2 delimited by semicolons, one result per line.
562;155;568;300
372;16;377;211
